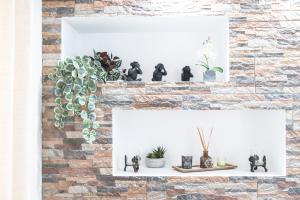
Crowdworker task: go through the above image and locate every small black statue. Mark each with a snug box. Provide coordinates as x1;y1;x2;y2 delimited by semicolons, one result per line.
124;155;141;173
249;154;267;172
152;63;167;81
181;66;193;81
122;61;143;81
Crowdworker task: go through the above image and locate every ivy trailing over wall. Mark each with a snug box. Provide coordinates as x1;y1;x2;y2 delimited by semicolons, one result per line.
49;55;111;144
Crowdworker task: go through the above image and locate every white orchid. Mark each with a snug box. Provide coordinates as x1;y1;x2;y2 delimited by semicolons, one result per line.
202;37;216;62
199;37;223;73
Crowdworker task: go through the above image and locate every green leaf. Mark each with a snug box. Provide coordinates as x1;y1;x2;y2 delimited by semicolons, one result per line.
73;84;82;94
80;110;88;119
54;121;60;128
64;85;72;94
54;88;63;97
88;136;96;143
54;113;61;121
88;80;96;93
65;93;73;101
82;128;90;136
83;119;92;129
54;98;61;105
90;130;97;136
89;95;97;103
62;110;68;117
66;103;73;111
92;121;100;129
87;67;96;75
88;102;95;111
78;96;86;105
89;112;96;121
59;121;64;128
65;63;73;72
54;107;61;114
114;60;122;69
213;67;224;73
65;76;73;85
78;68;87;78
73;102;81;111
56;79;65;89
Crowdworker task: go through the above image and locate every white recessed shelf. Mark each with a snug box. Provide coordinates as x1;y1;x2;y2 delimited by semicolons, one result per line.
62;16;229;82
112;110;286;177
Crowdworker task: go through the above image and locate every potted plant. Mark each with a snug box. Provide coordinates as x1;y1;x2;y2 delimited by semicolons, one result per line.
199;37;223;82
145;146;167;168
91;50;122;81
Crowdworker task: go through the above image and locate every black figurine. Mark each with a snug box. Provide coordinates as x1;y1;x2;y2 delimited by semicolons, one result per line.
124;155;141;173
152;63;167;81
122;61;143;81
249;154;267;172
181;66;193;81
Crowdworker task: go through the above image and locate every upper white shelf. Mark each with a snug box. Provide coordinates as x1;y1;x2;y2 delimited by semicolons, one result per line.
62;16;229;82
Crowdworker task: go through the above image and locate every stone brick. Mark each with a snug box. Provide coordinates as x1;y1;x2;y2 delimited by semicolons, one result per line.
68;185;97;193
69;160;93;168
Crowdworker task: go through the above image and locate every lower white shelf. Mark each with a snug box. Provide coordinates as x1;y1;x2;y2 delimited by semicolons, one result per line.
113;110;286;177
114;166;282;177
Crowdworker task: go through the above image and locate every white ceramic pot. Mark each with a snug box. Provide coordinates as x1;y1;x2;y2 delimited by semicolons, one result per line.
145;157;166;168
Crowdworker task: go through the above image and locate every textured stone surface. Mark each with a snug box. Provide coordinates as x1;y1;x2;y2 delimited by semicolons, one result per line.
42;0;300;199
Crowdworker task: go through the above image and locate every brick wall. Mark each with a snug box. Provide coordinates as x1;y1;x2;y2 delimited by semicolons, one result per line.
42;0;300;199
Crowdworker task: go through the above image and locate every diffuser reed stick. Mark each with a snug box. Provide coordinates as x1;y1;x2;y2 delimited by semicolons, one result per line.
206;128;213;150
197;128;206;151
197;127;213;151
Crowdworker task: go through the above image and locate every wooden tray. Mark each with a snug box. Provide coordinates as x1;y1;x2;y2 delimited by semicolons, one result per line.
172;164;237;173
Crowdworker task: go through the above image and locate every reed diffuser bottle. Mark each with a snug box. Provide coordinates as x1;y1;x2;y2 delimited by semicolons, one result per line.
200;150;212;168
197;128;213;168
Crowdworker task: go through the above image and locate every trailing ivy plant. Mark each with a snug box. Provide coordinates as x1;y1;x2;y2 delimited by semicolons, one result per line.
48;56;104;144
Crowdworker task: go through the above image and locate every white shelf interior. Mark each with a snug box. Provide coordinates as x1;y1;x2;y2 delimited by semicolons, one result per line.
62;16;229;82
112;110;286;176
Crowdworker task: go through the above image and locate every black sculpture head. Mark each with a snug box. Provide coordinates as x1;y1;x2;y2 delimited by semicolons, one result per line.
183;66;191;72
249;155;259;163
152;63;167;81
155;63;164;71
181;66;193;81
130;61;140;69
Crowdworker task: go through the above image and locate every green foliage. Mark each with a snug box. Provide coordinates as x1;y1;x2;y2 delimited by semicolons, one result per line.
212;67;223;73
146;146;167;159
200;56;223;73
92;50;122;82
48;56;104;144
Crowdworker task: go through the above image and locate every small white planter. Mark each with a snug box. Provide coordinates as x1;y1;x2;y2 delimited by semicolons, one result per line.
203;70;216;82
145;158;166;168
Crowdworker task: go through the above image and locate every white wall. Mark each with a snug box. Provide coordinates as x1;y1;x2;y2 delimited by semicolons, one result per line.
113;110;286;176
0;2;15;199
62;16;229;82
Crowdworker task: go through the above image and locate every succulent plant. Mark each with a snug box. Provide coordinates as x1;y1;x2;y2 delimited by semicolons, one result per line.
48;56;106;144
146;146;167;159
92;50;122;81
